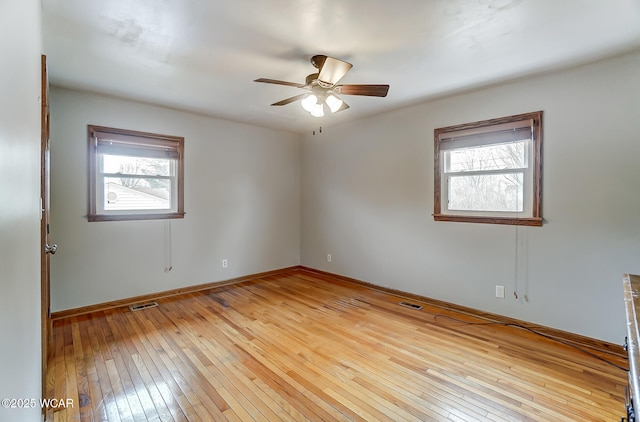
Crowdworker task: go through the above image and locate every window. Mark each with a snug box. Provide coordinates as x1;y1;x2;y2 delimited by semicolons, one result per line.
88;125;185;222
434;111;542;226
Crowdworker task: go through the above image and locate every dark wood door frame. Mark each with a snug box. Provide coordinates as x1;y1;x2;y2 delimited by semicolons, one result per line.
40;54;52;402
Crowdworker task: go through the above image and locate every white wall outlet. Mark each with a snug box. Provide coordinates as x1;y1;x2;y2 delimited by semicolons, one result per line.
327;254;332;263
222;259;228;268
495;285;505;298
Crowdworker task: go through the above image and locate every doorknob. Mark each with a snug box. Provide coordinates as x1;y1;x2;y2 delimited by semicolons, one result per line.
45;243;57;255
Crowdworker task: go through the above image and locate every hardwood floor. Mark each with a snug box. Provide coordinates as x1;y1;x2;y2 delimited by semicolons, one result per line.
46;269;627;421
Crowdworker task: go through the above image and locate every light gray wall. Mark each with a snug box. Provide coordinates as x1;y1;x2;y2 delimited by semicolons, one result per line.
301;51;640;344
50;51;640;344
50;88;301;311
0;1;43;421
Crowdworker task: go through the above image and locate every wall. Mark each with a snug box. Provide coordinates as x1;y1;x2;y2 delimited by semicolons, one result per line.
50;88;300;311
301;50;640;344
0;1;43;421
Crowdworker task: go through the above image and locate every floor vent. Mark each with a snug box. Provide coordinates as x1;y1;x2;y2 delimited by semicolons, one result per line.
399;301;423;310
129;302;158;312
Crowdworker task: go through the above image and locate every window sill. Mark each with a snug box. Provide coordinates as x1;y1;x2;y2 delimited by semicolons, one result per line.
433;214;543;227
88;212;185;222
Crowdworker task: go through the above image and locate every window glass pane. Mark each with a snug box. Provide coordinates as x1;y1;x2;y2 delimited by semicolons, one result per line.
102;154;171;176
445;140;528;173
448;173;523;212
103;177;171;210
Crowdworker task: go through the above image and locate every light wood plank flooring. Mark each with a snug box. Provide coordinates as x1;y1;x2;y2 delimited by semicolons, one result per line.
46;269;628;421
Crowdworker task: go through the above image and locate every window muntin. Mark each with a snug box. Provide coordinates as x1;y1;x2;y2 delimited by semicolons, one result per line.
88;125;185;222
434;112;542;226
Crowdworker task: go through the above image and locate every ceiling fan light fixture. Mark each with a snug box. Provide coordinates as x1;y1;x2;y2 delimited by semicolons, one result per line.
310;103;324;117
325;94;343;113
301;94;317;112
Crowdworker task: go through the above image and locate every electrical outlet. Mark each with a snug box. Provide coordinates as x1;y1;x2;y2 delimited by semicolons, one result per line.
327;254;332;263
222;259;228;268
495;285;505;298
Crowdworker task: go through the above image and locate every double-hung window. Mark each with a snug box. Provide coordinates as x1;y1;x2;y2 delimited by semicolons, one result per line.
88;125;185;222
434;111;542;226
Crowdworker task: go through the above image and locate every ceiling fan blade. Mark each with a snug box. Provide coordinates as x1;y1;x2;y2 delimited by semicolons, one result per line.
271;93;307;106
318;56;353;86
334;84;389;97
254;78;305;88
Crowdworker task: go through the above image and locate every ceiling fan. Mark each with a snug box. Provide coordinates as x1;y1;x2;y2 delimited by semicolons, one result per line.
254;55;389;117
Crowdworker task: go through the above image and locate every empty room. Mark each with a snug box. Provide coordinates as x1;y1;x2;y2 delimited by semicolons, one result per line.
2;1;640;421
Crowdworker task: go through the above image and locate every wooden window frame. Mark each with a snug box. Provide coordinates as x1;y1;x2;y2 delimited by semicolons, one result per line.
433;111;543;226
88;125;185;222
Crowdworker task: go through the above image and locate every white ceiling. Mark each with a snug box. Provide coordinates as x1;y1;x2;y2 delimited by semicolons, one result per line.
42;0;640;134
